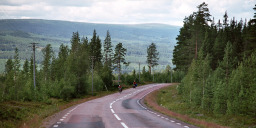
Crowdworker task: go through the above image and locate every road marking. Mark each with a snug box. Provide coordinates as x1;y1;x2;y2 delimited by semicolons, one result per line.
110;105;112;108
62;116;66;118
114;114;121;120
176;123;181;125
170;120;175;122
57;122;61;124
121;122;129;128
111;109;115;113
157;115;160;117
184;126;190;128
53;125;58;127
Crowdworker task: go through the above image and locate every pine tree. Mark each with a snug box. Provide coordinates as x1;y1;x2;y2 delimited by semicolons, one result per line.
70;31;80;54
103;30;113;66
146;43;159;74
42;44;54;81
173;15;193;72
223;11;229;27
113;42;127;83
5;58;13;75
89;30;102;67
54;44;69;80
13;48;20;81
23;59;29;75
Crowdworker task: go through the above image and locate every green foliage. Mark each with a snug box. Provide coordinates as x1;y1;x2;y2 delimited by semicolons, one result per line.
60;83;75;101
158;85;256;128
175;2;256;121
146;43;159;74
87;72;104;93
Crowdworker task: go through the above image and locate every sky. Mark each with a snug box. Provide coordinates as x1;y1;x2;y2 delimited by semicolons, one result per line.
0;0;255;26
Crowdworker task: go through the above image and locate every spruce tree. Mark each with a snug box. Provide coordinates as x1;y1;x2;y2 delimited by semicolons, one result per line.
23;59;29;75
5;58;13;75
70;31;80;54
89;30;102;67
42;44;54;81
223;11;229;27
13;48;20;80
103;30;113;66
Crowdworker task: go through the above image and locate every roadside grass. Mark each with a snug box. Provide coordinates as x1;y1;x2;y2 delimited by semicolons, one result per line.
155;84;256;128
0;90;117;128
0;82;149;128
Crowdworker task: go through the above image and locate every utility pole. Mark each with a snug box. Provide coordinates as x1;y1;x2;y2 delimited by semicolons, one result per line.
30;43;38;90
90;56;96;95
152;66;154;82
170;61;173;83
118;50;121;85
170;66;172;83
148;58;154;82
138;62;140;83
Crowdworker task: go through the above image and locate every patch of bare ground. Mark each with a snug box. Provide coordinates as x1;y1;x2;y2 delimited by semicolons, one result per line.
144;84;229;128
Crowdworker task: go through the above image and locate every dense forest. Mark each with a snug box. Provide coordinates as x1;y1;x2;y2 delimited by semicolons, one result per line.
174;2;256;118
0;29;183;102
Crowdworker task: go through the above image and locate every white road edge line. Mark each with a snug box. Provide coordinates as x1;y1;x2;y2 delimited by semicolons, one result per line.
184;126;190;128
121;122;129;128
111;109;115;113
114;114;121;120
53;125;58;127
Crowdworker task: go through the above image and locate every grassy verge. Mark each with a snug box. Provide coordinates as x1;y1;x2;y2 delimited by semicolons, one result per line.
144;84;256;128
0;90;117;128
0;82;147;128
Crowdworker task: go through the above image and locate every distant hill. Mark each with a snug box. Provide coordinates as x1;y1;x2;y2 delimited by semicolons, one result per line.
0;19;180;73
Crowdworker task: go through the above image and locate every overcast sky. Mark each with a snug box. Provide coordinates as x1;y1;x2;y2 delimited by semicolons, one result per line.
0;0;255;26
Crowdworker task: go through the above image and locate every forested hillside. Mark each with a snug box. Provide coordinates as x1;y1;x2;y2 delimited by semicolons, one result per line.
0;19;180;73
173;2;256;126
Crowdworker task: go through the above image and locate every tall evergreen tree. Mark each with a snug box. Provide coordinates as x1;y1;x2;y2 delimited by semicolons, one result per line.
70;31;80;54
146;43;159;74
13;48;20;81
5;59;13;75
23;59;29;75
89;30;102;67
223;11;229;27
173;15;193;71
113;42;127;82
42;44;54;81
103;30;113;66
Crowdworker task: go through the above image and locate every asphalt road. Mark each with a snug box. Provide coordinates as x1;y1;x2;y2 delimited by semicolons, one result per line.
46;83;197;128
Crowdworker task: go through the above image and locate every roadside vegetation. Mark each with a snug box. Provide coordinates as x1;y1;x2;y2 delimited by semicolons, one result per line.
154;3;256;128
155;85;256;128
0;28;184;127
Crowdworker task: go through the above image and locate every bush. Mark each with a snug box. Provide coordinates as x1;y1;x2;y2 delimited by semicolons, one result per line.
87;72;104;93
60;85;74;101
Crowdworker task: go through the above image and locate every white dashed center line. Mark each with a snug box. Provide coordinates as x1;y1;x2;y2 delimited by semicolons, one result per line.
121;122;129;128
114;114;121;120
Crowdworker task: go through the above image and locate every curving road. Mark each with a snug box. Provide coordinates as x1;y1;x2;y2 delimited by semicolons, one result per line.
46;83;197;128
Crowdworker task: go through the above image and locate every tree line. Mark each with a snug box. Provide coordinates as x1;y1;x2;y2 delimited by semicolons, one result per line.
174;3;256;117
0;29;184;102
